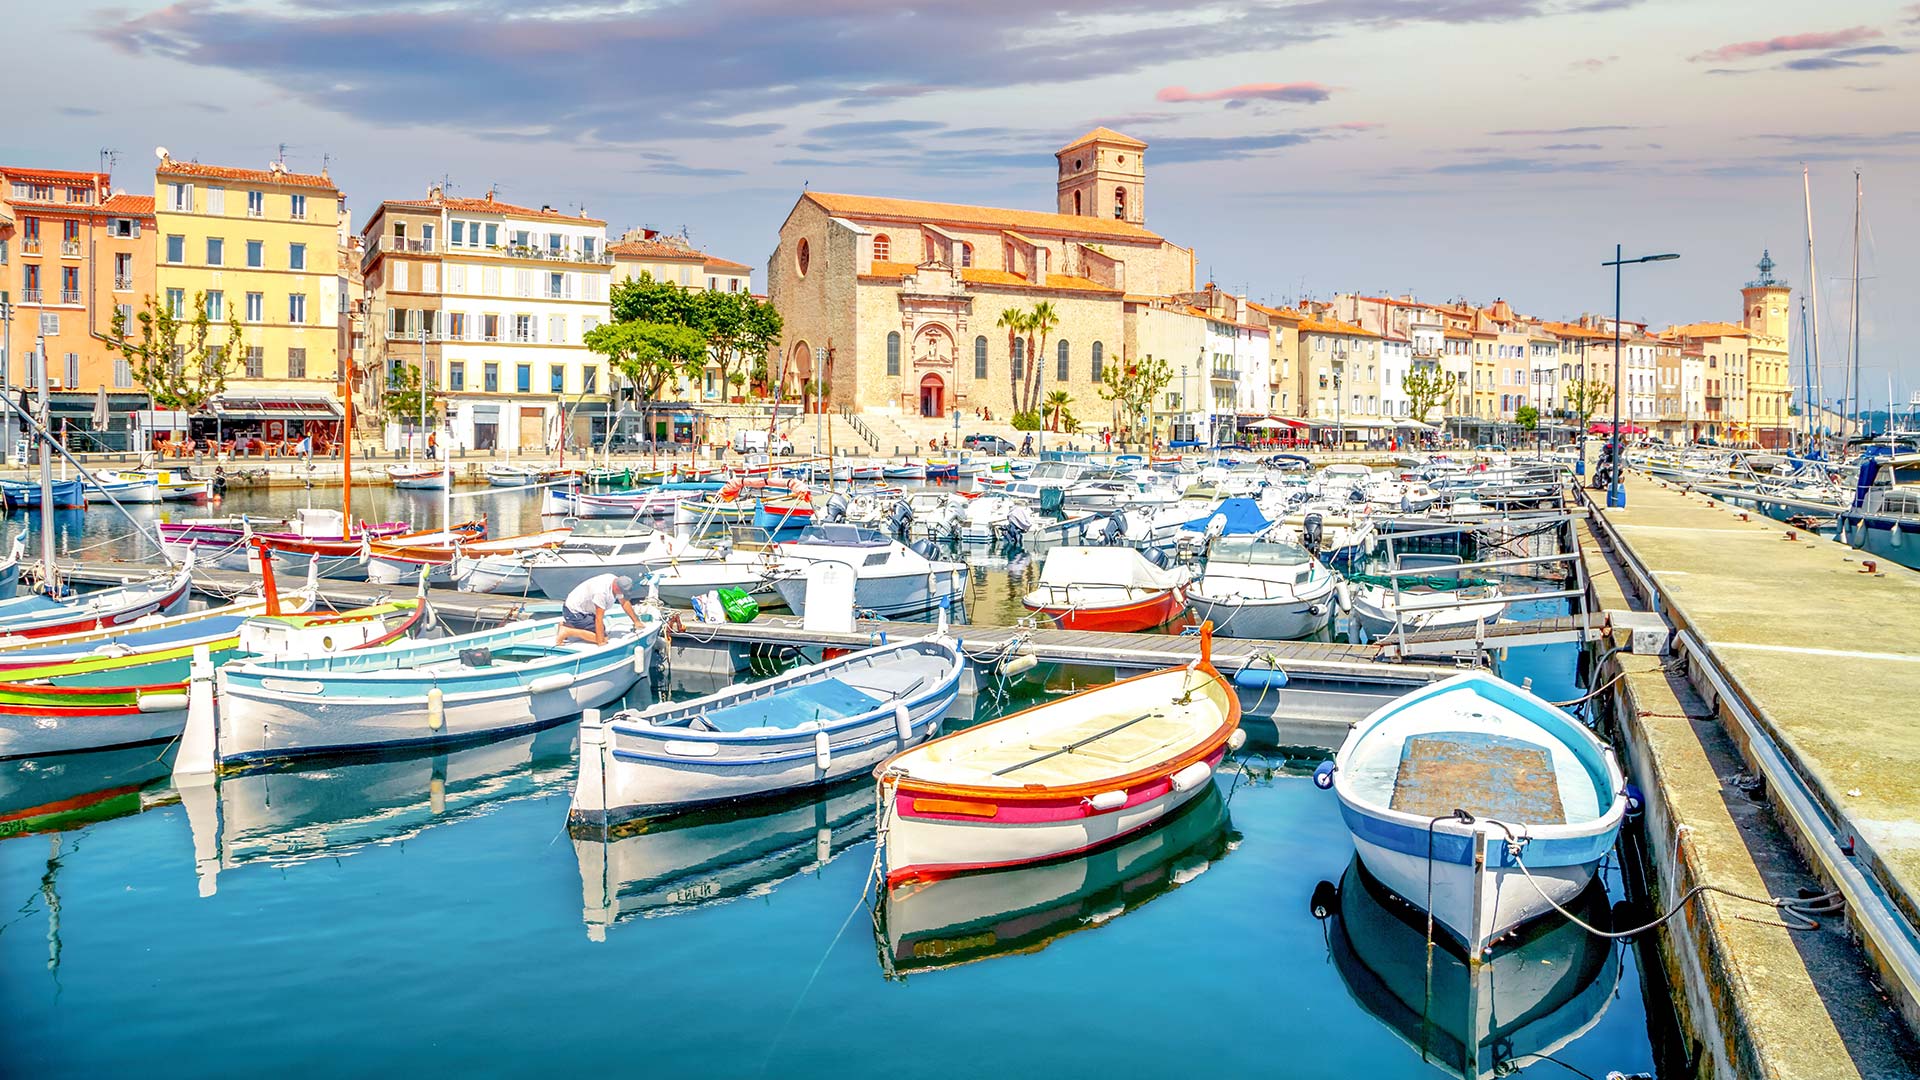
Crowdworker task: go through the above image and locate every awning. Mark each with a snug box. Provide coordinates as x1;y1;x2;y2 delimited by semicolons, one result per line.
1394;418;1438;430
1244;418;1289;430
1588;421;1647;435
212;394;342;421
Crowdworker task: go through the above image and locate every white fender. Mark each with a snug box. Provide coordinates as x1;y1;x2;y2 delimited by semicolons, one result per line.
1169;760;1214;793
426;687;444;731
814;729;831;772
1228;728;1248;751
893;700;913;743
1088;790;1128;812
137;693;189;712
528;671;576;694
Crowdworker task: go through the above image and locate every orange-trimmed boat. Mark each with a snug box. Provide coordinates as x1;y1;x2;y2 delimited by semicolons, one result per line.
1020;545;1190;632
876;624;1242;888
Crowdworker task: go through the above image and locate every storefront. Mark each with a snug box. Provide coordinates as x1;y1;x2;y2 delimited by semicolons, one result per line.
193;393;345;455
47;391;153;453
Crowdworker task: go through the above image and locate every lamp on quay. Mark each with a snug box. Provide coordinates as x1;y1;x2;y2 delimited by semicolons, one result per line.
1600;246;1679;508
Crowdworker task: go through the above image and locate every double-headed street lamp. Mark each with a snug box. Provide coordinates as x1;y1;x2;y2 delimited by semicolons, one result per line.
1601;246;1679;507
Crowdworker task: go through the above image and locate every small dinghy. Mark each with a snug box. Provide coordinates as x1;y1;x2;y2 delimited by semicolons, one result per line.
0;558;194;639
1347;554;1507;641
1186;537;1341;640
1322;672;1626;956
876;626;1241;886
367;524;569;585
572;636;964;823
1021;545;1189;632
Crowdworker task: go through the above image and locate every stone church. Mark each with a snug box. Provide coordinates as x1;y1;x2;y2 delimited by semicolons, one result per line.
767;128;1197;420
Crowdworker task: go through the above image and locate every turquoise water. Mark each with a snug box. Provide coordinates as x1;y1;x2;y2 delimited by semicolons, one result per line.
1;487;1666;1078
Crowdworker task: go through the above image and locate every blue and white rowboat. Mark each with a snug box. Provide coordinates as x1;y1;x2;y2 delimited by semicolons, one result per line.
572;637;964;823
1322;672;1626;956
216;613;662;765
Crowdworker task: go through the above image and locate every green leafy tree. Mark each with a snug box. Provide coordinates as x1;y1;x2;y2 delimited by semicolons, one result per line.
1402;365;1459;424
996;308;1029;412
110;292;242;413
1096;354;1173;445
1023;301;1060;413
382;361;441;423
1043;389;1074;432
585;321;708;402
703;290;782;396
1564;377;1613;429
1516;403;1540;448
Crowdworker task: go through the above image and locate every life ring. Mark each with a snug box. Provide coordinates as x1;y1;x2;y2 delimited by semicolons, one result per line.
719;479;745;501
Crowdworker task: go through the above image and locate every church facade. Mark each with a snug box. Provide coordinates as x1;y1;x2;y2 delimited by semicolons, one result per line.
766;129;1196;420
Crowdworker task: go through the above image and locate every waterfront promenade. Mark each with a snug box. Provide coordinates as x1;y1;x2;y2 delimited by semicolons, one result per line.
1586;470;1920;1077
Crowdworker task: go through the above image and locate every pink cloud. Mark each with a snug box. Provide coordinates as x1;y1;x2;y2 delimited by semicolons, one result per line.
1336;121;1384;131
1689;26;1882;63
1157;82;1332;105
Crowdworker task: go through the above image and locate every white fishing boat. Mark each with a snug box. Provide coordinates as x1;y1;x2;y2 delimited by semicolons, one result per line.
129;468;210;503
646;550;789;611
387;464;450;490
1347;554;1507;640
771;526;965;620
484;527;710;598
1186;537;1341;640
486;463;542;487
1321;672;1627;956
366;526;569;585
83;470;163;505
211;611;663;766
573;637;964;822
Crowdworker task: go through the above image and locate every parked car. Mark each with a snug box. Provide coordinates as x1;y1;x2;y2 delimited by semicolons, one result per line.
962;434;1015;454
732;430;794;455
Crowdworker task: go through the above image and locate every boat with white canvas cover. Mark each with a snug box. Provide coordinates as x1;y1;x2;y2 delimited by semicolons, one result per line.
573;637;963;823
770;526;965;620
1185;537;1341;640
1321;671;1626;957
366;525;569;585
1021;545;1189;632
876;627;1242;887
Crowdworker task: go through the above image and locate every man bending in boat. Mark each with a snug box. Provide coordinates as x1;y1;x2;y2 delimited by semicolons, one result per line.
556;573;642;646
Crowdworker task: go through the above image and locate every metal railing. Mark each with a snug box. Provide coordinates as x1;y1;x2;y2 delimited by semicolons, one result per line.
114;275;134;290
61;240;82;256
59;289;82;304
22;240;41;255
20;288;41;303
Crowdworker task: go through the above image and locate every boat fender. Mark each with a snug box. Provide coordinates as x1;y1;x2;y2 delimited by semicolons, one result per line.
1228;728;1247;751
1623;782;1645;817
814;730;832;772
1310;879;1340;920
1169;760;1213;793
1001;652;1038;678
1233;666;1288;690
1313;761;1336;790
893;700;913;743
426;687;444;731
138;693;189;712
632;645;650;674
529;672;576;695
1087;790;1128;812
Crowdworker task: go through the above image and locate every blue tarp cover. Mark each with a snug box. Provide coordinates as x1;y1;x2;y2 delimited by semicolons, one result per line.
1177;497;1272;536
702;679;881;731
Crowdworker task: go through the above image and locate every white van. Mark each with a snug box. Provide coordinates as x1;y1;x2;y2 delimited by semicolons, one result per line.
731;429;794;455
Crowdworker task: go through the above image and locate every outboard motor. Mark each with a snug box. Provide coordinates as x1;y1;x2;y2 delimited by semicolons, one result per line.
1101;509;1129;545
1002;504;1032;548
1347;486;1367;505
1142;547;1171;569
1301;512;1324;553
887;500;913;539
820;491;850;525
909;538;941;561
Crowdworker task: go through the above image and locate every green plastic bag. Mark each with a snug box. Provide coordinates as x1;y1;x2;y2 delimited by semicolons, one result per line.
718;587;760;623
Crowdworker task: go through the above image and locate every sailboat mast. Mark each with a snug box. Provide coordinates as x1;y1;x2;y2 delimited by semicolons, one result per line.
1848;170;1863;442
342;353;355;540
1802;166;1826;451
1798;297;1813;449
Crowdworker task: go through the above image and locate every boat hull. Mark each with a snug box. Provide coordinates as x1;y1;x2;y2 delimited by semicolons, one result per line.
0;699;190;758
1186;592;1331;640
1024;587;1186;632
774;567;966;620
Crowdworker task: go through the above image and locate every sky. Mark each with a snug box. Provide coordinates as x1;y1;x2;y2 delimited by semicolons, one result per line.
7;0;1917;409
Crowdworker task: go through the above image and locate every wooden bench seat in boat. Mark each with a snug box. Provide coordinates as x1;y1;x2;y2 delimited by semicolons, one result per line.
909;708;1193;787
1388;731;1565;824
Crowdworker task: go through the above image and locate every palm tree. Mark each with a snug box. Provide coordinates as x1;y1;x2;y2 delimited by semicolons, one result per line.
1024;301;1060;413
996;308;1028;416
1044;389;1073;432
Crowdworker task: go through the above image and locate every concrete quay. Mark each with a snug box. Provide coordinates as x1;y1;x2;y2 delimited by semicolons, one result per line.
1583;471;1920;1078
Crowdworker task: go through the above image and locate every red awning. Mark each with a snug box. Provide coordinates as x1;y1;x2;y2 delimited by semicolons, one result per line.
1588;421;1646;435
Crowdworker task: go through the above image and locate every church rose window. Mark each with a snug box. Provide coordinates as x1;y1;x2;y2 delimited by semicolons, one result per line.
796;238;810;276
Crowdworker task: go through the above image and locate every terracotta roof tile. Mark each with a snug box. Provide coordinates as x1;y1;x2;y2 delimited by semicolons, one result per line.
1;167;106;187
1299;315;1379;338
609;238;707;261
157;159;337;191
100;194;155;215
805;191;1160;242
1059;127;1148;152
1665;321;1750;339
703;256;752;272
385;193;604;226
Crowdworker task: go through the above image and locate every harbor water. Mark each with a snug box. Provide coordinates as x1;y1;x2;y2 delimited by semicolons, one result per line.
2;485;1670;1077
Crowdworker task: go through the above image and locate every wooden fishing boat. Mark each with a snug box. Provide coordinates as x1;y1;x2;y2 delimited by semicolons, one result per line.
1021;546;1190;632
877;626;1241;887
130;468;210;502
0;597;424;758
0;538;22;601
0;477;87;510
387;464;450;490
456;526;708;597
0;595;304;677
574;637;964;824
0;558;194;639
486;463;542;487
83;470;163;504
1322;672;1626;956
162;510;413;572
752;494;815;539
213;611;662;765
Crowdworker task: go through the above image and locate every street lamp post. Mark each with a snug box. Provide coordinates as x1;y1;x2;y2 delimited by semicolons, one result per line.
1179;363;1189;446
1333;362;1344;452
1601;245;1679;508
0;298;11;466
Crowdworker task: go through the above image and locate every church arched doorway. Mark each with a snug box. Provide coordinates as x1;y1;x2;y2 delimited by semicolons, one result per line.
919;373;945;418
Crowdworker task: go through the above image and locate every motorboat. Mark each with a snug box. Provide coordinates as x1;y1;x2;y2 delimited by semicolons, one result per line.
1005;459;1086;504
1347;553;1507;640
1021;545;1189;632
1322;671;1627;956
387;464;450;490
366;524;568;585
1186;537;1341;640
509;527;709;599
876;785;1231;978
542;482;721;520
645;549;789;611
573;637;964;822
1272;511;1378;567
771;526;965;620
877;628;1241;886
1837;452;1920;570
213;610;663;766
83;470;162;504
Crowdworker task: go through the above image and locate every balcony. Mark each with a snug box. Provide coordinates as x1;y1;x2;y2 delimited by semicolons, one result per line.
541;287;572;300
61;240;82;257
59;289;82;305
384;329;444;343
1208;367;1237;383
503;244;613;264
20;288;42;303
22;239;41;255
114;275;134;291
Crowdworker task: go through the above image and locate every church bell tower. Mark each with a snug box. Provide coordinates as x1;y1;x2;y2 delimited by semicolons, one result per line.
1056;128;1147;225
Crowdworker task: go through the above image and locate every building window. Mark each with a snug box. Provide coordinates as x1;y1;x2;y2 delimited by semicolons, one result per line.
244;292;263;323
205;290;224;320
64;353;79;388
548;314;566;343
288;243;306;271
1011;338;1024;380
975;336;988;379
449;362;465;391
165;288;186;318
288;293;307;323
886;331;900;376
1073;191;1083;215
1056;340;1069;383
1113;187;1126;219
550;365;565;393
114;358;133;388
1091;342;1104;382
242;239;263;268
206;237;225;266
796;238;810;276
168;182;193;211
288;347;306;379
289;194;307;220
960;243;973;268
582;365;597;394
483;363;499;392
247;190;264;217
485;223;498;247
516;364;531;393
244;346;264;379
166;234;185;263
872;233;890;261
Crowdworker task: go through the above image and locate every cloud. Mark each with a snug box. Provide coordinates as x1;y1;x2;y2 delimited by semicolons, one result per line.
1540;142;1603;150
804;120;947;140
1335;121;1386;131
57;106;102;117
1490;124;1635;136
1431;156;1616;175
1827;44;1909;58
1574;55;1619;70
1688;26;1881;63
1754;130;1920;147
634;162;747;178
1157;82;1333;105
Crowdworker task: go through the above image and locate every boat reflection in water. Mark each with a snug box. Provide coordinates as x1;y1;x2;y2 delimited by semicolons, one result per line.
1318;857;1620;1080
180;726;577;897
572;782;873;941
0;745;176;838
875;785;1233;978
